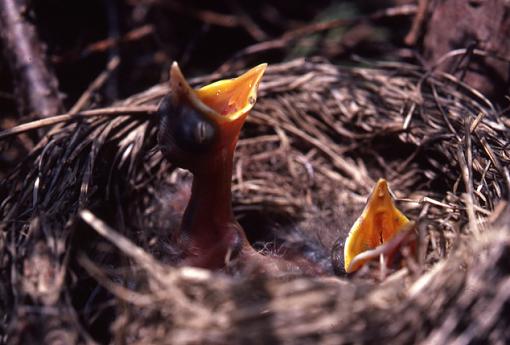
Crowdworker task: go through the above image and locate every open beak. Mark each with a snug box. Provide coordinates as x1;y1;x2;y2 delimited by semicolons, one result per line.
343;179;411;273
169;63;267;145
169;62;266;149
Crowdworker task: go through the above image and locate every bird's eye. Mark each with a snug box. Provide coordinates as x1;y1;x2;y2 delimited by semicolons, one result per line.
174;106;216;152
190;119;215;148
157;96;217;153
195;121;208;144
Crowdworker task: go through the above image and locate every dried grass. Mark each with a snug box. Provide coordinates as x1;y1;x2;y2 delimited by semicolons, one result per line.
1;57;509;344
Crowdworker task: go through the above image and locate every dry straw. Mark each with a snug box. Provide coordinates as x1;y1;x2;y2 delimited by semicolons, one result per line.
1;57;509;344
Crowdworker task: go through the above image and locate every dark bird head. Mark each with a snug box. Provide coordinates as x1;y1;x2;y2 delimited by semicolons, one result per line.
158;62;267;173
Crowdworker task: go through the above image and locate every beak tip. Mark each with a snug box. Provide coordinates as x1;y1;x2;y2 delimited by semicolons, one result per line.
257;62;268;70
245;63;268;85
376;178;387;185
254;63;268;78
170;62;181;78
375;178;390;194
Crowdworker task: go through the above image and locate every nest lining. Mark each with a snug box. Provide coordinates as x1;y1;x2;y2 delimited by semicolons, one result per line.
1;57;509;344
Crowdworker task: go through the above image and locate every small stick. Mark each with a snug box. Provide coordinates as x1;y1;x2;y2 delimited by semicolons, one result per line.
37;57;122;145
227;0;268;41
79;210;214;319
457;145;479;234
0;105;158;140
54;25;154;62
78;254;155;306
282;4;417;42
479;136;504;174
404;0;429;45
80;209;164;276
157;0;239;28
69;57;121;114
218;4;417;71
469;112;486;134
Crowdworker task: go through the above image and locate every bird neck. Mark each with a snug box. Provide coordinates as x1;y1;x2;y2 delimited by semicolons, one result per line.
178;148;241;263
188;155;234;227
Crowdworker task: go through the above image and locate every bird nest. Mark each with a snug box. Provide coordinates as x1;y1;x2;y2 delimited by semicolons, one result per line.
1;58;510;344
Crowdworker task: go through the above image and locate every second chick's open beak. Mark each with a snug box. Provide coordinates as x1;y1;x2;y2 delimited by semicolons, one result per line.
343;179;411;273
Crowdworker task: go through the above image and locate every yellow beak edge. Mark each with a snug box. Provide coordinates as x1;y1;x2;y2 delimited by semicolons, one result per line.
343;179;411;273
169;62;267;125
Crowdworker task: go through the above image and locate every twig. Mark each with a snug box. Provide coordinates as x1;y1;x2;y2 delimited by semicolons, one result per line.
78;254;156;306
33;57;123;151
469;112;485;134
53;25;154;62
69;57;121;114
457;145;479;234
405;0;429;45
0;0;63;117
0;105;157;140
80;209;164;276
431;48;510;69
103;0;120;101
283;4;417;42
227;0;268;41
221;4;417;65
79;210;215;321
141;0;239;27
479;136;504;174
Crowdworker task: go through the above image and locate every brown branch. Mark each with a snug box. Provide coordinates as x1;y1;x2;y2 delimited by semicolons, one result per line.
217;4;417;72
0;0;63;117
282;4;417;42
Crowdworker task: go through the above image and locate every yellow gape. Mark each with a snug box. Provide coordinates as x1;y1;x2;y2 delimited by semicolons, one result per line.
344;179;410;273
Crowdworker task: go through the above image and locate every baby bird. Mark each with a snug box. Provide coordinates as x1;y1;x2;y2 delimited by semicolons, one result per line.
333;178;416;274
157;63;329;275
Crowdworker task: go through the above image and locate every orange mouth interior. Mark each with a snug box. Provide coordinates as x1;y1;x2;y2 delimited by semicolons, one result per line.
343;179;410;273
195;64;267;121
